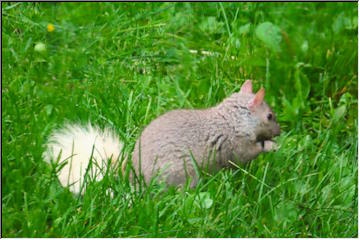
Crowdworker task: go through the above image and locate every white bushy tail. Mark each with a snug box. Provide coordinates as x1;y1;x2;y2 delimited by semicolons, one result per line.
43;124;123;195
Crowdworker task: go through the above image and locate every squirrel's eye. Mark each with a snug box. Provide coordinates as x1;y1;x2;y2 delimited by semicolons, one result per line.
267;113;273;120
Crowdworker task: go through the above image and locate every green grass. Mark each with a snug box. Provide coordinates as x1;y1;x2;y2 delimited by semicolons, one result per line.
2;2;358;237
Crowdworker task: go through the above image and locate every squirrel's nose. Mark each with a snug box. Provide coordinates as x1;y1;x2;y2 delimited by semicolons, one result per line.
273;124;281;136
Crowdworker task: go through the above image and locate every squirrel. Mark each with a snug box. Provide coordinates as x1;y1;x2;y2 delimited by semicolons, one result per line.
43;80;280;194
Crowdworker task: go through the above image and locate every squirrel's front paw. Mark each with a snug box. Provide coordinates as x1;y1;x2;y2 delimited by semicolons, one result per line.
262;140;278;152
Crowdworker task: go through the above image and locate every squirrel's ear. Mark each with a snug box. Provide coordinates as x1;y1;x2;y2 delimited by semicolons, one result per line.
248;87;265;111
240;80;253;94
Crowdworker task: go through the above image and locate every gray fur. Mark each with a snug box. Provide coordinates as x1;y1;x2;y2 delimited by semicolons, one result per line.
131;81;280;187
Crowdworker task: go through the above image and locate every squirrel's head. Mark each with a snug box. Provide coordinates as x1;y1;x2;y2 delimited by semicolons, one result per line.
240;80;281;141
221;80;281;141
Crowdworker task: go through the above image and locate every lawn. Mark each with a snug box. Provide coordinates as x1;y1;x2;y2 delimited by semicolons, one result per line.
2;2;358;237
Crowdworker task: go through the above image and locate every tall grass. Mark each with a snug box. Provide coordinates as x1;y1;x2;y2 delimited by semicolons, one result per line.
2;2;357;237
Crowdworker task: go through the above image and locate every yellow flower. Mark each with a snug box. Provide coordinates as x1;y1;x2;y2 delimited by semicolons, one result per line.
47;23;55;32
